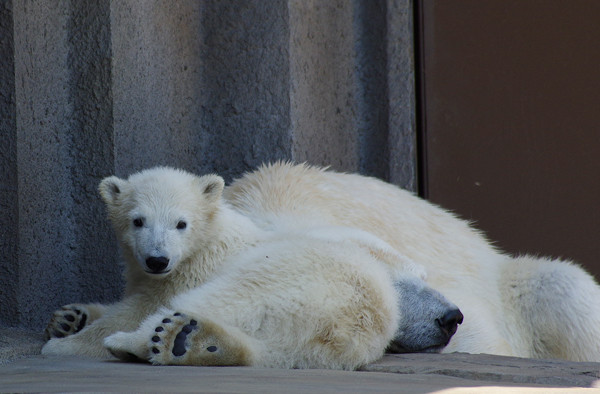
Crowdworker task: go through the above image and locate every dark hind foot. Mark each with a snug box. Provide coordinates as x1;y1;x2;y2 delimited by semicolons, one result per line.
148;312;253;366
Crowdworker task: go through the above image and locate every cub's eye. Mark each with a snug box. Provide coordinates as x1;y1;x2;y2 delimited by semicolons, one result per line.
133;218;144;228
176;221;187;230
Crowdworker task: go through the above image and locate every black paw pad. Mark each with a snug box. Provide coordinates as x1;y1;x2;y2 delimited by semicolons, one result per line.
173;331;187;357
207;346;218;353
65;314;75;322
171;323;198;357
75;313;87;332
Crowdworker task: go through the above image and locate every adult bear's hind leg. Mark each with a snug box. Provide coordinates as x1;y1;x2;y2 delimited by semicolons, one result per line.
500;255;600;362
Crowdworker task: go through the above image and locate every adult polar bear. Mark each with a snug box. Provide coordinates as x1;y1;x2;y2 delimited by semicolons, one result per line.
224;162;600;361
43;165;459;369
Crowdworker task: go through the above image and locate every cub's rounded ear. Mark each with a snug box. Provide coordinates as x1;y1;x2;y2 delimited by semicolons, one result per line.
99;176;128;206
197;174;225;204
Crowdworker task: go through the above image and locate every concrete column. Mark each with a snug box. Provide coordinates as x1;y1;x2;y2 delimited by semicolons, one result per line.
0;0;18;327
1;0;417;329
198;1;293;181
289;0;360;172
13;0;77;328
9;0;120;329
110;0;207;177
289;0;417;187
353;0;392;180
386;0;418;191
111;1;293;183
67;0;119;309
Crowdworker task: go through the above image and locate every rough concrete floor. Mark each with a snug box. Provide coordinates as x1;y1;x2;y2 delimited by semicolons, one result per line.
1;328;600;393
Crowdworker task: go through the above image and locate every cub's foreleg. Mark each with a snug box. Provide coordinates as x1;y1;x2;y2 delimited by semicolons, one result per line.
42;296;153;359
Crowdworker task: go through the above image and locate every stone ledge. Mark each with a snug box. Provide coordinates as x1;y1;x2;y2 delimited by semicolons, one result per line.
2;327;599;392
0;327;44;365
362;353;600;388
2;355;592;393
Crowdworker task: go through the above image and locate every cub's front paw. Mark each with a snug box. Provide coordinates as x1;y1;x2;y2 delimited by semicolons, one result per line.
44;304;89;340
104;331;148;362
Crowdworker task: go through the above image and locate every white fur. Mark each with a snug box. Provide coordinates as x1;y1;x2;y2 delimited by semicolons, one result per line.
141;233;400;369
224;162;600;361
43;166;430;369
43;167;263;359
44;163;600;365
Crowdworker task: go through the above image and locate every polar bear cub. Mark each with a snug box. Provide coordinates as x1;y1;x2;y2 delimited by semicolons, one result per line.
43;167;460;369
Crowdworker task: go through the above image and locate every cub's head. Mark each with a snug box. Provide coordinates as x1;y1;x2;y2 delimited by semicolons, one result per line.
99;167;224;277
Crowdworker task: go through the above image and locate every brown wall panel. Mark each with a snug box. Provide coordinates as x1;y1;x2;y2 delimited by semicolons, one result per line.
420;0;600;278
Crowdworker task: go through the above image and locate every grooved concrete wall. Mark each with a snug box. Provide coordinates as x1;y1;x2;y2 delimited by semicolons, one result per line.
1;0;417;329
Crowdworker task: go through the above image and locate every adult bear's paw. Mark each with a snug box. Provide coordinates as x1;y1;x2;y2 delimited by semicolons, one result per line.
44;304;89;341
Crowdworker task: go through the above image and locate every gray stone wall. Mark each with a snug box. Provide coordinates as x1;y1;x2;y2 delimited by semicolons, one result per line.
0;0;417;329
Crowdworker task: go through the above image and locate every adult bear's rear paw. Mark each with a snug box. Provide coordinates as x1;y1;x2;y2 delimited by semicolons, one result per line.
148;312;252;366
44;304;88;340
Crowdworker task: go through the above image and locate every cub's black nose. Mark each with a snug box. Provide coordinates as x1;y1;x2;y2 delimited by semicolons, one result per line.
436;308;464;338
146;256;169;273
